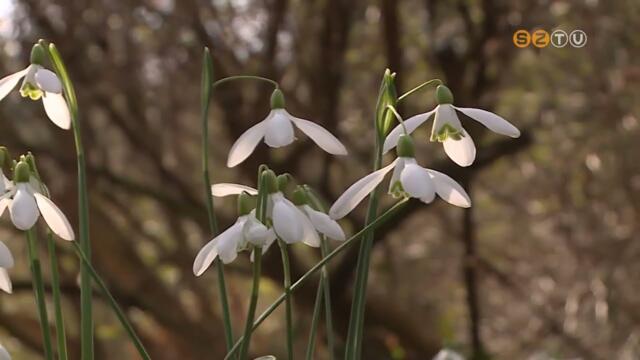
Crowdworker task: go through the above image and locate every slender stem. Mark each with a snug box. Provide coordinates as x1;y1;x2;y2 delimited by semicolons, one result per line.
345;138;383;360
212;75;279;90
278;239;294;360
201;47;234;351
305;280;324;360
47;233;69;360
386;105;406;133
239;250;262;360
45;42;94;359
26;229;54;360
397;78;442;102
319;240;335;360
223;199;409;360
303;186;335;359
71;242;151;360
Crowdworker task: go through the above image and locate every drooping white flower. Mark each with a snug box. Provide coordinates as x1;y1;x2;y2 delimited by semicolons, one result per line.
193;209;275;276
0;343;10;360
330;135;471;220
0;45;70;130
383;85;520;167
433;349;465;360
0;161;75;240
227;89;347;167
0;240;14;294
291;187;345;241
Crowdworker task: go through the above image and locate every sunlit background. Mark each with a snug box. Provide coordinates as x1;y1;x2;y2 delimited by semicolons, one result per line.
1;0;639;359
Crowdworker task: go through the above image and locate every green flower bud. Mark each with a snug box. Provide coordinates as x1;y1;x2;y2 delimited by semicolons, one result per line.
276;174;289;192
30;43;46;66
435;85;454;104
375;69;398;139
261;169;279;194
270;88;285;109
13;161;31;183
237;192;257;216
0;146;10;171
291;187;308;206
396;134;415;158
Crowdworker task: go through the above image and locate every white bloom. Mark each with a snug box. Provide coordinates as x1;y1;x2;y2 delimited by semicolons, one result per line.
0;64;71;130
193;211;275;275
433;349;465;360
227;108;347;167
211;183;343;244
0;344;10;360
0;182;75;241
383;87;520;167
329;157;471;219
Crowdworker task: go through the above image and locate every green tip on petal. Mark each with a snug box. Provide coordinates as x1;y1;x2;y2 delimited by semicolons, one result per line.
435;85;454;104
396;135;415;157
237;192;257;216
20;82;43;100
270;88;285;109
431;123;465;142
30;43;46;66
262;169;279;194
291;187;308;206
13;161;31;183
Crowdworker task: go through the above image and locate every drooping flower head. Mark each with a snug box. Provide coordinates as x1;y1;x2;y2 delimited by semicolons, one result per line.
227;89;347;167
0;160;75;240
193;191;276;276
0;44;70;129
383;85;520;167
330;134;471;220
290;186;345;241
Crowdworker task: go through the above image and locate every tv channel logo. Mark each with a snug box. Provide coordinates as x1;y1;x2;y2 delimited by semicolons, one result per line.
513;29;587;48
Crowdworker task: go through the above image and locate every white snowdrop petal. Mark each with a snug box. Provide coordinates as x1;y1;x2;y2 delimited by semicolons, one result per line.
9;185;39;231
433;349;465;360
0;198;10;218
0;269;12;294
295;206;320;247
34;193;75;241
427;169;471;208
443;130;476;167
383;110;435;154
0;241;13;268
217;232;240;264
455;107;520;138
227;118;269;167
211;183;258;197
388;157;406;192
264;110;295;148
193;239;219;276
244;215;273;246
0;67;28;101
273;200;303;244
35;68;63;94
42;92;71;129
400;164;435;199
289;114;347;155
329;159;398;220
304;206;345;241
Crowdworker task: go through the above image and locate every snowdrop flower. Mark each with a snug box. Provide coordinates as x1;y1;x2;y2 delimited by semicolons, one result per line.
433;349;465;360
330;135;471;220
0;240;14;294
0;44;70;130
227;89;347;167
0;161;75;240
193;192;276;275
383;85;520;167
0;344;10;360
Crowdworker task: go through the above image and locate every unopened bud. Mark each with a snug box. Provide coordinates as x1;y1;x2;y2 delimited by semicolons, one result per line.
375;69;398;138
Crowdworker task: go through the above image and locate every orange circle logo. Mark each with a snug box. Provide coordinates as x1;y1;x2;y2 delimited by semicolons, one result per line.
513;30;531;48
532;29;550;48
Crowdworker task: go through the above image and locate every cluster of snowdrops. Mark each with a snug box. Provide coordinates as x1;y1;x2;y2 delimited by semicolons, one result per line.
0;42;519;360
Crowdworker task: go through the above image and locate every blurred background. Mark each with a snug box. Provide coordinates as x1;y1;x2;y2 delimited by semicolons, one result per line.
0;0;639;359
